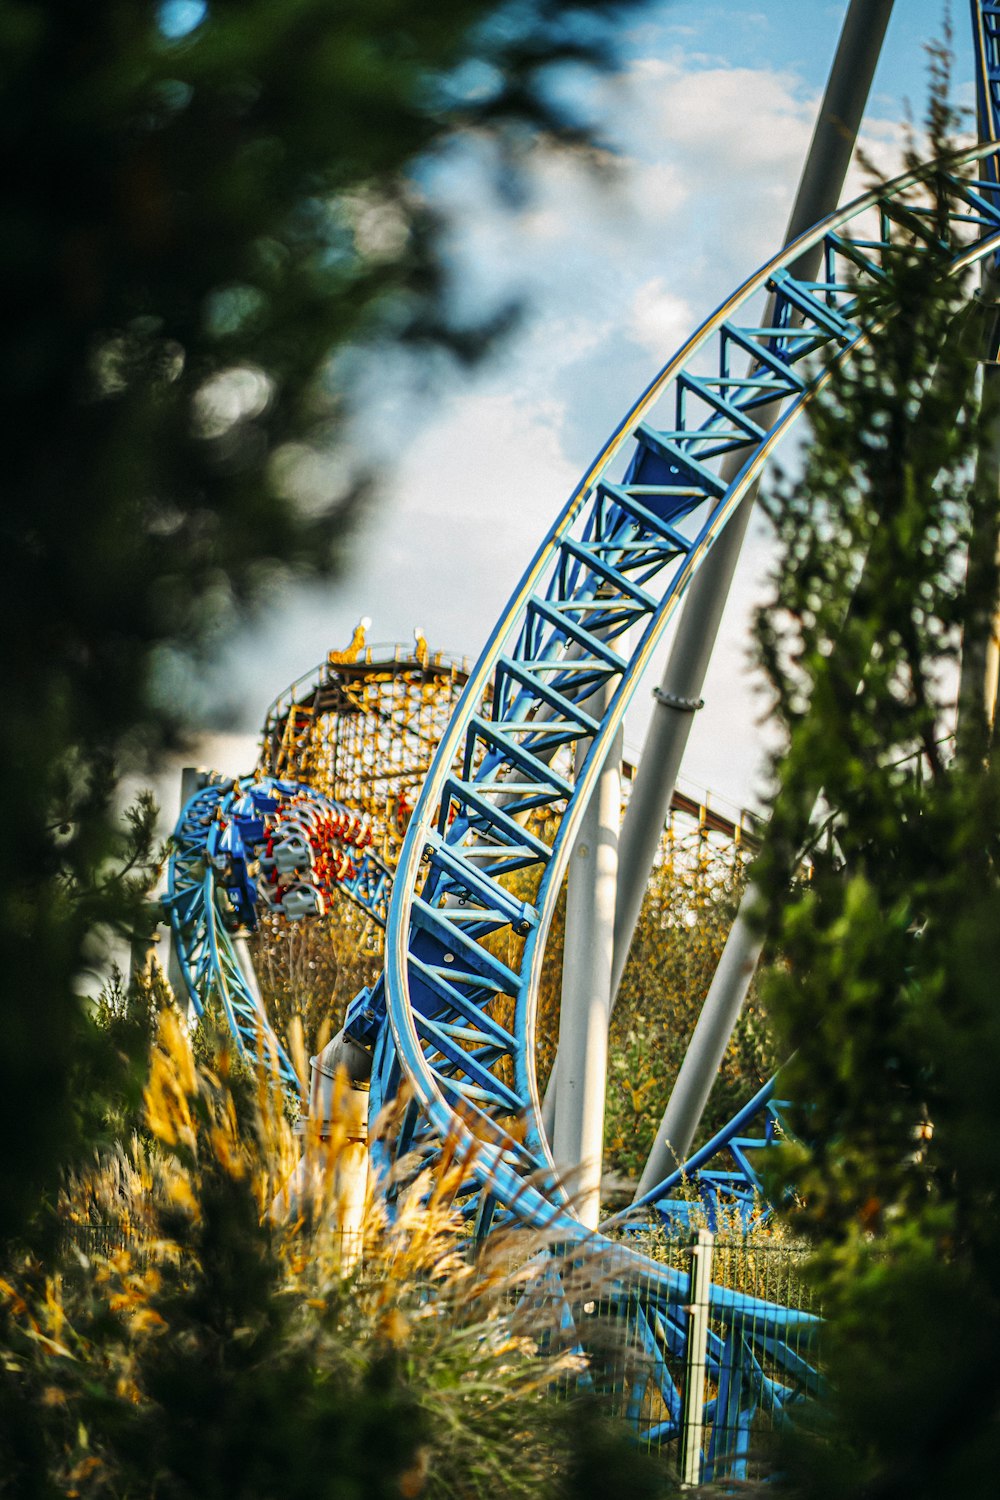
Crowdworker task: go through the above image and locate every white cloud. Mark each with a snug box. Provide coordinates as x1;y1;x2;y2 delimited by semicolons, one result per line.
626;277;694;359
205;37;919;806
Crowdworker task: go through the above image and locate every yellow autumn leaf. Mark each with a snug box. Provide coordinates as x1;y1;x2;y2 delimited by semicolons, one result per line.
164;1174;198;1215
129;1306;167;1335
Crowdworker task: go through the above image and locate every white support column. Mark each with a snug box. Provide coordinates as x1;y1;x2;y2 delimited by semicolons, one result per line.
958;265;1000;743
307;1030;372;1271
550;709;623;1230
679;1227;715;1487
233;935;264;1009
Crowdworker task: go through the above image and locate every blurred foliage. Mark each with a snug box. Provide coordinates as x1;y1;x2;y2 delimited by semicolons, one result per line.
751;107;1000;1498
0;1008;677;1497
1;0;643;1244
89;958;171;1148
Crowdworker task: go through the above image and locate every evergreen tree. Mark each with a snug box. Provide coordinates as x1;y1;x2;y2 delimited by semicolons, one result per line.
0;0;640;1244
752;131;1000;1494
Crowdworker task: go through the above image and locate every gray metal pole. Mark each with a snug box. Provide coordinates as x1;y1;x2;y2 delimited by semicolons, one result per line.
233;934;265;1010
612;0;896;1008
679;1227;715;1487
957;270;1000;744
543;0;896;1153
634;884;764;1196
551;708;622;1229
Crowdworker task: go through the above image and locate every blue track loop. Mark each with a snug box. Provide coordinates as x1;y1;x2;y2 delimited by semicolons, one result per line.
359;142;1000;1454
165;774;390;1101
375;143;1000;1230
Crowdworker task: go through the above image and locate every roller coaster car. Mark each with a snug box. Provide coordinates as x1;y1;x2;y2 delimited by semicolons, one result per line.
231;795;267;846
280;882;326;920
265;833;314;877
219;875;258;933
275;818;321;849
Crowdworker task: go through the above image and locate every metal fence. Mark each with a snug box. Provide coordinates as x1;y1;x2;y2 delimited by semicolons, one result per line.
510;1228;822;1485
61;1220;820;1484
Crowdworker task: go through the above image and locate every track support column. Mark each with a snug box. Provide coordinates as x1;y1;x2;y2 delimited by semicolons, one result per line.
613;0;896;1006
309;1030;372;1271
615;0;894;1198
551;711;623;1229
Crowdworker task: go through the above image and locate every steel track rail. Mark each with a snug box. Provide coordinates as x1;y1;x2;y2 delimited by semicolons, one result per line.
353;142;1000;1454
372;144;1000;1246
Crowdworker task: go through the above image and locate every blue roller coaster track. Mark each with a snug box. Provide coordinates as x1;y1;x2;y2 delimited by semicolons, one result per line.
165;3;1000;1474
358;145;1000;1230
165;774;391;1100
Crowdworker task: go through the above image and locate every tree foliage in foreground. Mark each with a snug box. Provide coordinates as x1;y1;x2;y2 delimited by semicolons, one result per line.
1;0;641;1243
752;143;1000;1496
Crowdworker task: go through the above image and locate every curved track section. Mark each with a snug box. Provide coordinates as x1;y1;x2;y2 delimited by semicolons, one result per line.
608;1081;790;1235
345;147;1000;1455
165;775;387;1098
370;145;1000;1232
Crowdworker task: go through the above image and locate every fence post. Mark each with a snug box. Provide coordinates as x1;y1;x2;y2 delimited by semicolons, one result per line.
679;1227;714;1486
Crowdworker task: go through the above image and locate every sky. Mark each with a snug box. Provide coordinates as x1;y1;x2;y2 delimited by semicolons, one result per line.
185;0;971;827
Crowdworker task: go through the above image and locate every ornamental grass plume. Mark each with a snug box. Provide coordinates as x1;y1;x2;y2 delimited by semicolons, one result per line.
0;1004;672;1499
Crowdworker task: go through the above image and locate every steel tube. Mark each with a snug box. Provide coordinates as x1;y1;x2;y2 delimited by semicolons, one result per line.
551;708;622;1228
613;0;896;1005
